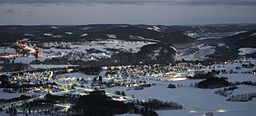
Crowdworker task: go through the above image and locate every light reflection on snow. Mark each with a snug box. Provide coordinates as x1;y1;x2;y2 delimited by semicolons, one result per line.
217;109;228;113
168;77;187;81
189;110;197;113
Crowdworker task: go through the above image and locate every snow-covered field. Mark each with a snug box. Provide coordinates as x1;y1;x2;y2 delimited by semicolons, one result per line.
238;48;256;55
176;44;215;61
55;72;94;78
0;38;255;116
54;72;97;86
14;57;46;64
232;85;256;95
30;65;78;69
107;59;256;116
147;26;161;32
0;89;25;99
1;59;256;116
105;78;256;116
220;74;256;83
36;40;155;62
0;40;155;64
0;88;42;99
0;112;8;116
0;47;16;54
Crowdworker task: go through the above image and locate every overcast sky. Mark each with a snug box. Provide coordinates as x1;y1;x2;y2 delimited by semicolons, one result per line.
0;0;256;25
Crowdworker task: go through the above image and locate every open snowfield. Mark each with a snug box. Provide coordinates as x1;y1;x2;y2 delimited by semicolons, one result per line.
0;88;43;101
1;40;156;64
55;72;96;78
232;85;256;95
238;48;256;56
0;89;24;99
14;57;46;64
219;74;256;83
0;112;8;116
54;72;98;86
0;47;16;54
176;44;215;61
105;78;256;116
106;60;256;116
30;64;78;69
36;40;155;61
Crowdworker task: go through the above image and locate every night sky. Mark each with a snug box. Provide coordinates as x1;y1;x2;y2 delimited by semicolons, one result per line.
0;0;256;25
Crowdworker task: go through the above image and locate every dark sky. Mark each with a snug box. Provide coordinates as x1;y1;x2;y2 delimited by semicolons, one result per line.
0;0;256;25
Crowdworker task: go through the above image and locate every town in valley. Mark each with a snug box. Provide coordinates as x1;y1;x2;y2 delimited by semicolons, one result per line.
0;24;256;116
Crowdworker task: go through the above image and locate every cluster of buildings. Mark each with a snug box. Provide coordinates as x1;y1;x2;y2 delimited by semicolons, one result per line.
0;40;43;60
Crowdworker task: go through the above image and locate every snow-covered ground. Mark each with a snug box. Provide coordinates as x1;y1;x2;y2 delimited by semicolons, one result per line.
55;72;94;78
147;26;161;32
232;85;256;95
105;78;256;116
106;34;117;39
65;32;73;35
0;47;16;54
176;44;215;61
250;33;256;36
30;65;78;69
219;74;256;83
116;113;140;116
0;89;27;99
0;112;8;116
0;40;155;64
185;32;199;38
54;72;97;85
238;48;256;55
106;59;256;116
0;88;39;99
44;33;53;36
1;58;256;116
36;40;156;62
14;56;46;64
129;35;160;42
81;33;88;36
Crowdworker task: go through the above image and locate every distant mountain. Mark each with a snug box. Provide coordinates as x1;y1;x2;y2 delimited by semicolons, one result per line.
86;26;194;45
0;24;194;65
225;29;256;48
1;24;254;64
85;43;176;66
209;29;256;60
137;44;176;64
0;25;194;46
